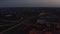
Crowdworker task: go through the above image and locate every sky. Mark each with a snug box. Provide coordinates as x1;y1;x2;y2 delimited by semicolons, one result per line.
0;0;60;7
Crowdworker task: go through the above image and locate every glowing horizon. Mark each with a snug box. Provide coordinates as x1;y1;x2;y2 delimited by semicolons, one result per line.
0;0;60;7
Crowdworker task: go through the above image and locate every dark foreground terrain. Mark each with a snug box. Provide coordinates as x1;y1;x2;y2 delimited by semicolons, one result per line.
0;7;59;34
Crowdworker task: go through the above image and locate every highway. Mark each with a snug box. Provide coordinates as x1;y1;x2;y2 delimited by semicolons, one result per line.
1;14;38;34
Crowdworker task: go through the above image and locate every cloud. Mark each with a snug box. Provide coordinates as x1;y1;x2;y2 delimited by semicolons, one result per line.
0;0;60;7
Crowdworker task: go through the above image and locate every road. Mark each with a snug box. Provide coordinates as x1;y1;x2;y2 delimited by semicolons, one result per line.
2;16;37;34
